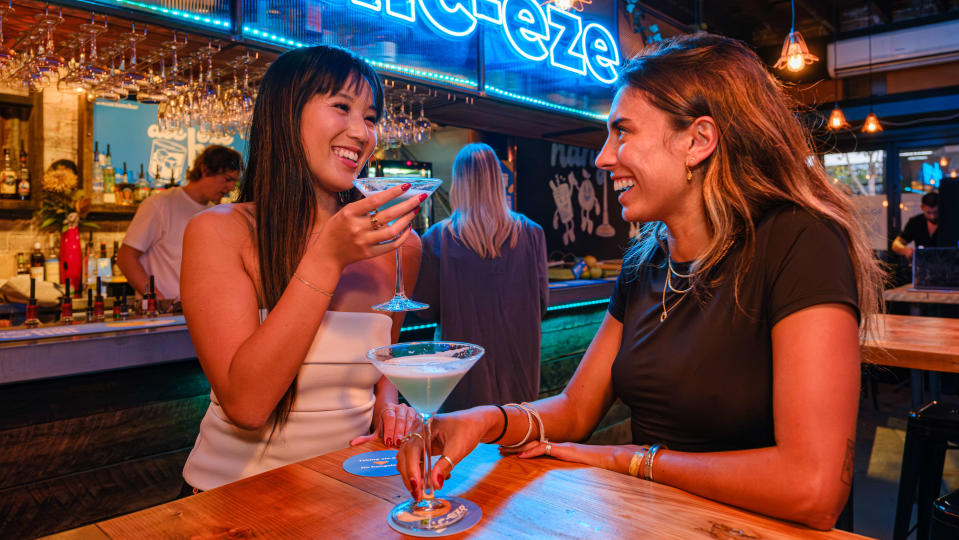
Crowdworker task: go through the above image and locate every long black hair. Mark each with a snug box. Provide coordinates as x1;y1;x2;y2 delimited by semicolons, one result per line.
239;45;384;432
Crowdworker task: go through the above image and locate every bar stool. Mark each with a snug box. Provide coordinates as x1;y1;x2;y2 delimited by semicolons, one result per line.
932;489;959;539
893;402;959;540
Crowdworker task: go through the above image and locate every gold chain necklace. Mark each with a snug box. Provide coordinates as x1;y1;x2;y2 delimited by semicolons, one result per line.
659;240;735;322
660;267;693;322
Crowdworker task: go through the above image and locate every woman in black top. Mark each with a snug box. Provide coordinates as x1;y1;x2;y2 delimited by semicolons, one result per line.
397;34;883;530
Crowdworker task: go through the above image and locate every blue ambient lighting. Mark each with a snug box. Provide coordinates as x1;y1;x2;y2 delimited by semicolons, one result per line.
546;298;610;312
400;322;439;332
111;0;231;29
485;85;607;121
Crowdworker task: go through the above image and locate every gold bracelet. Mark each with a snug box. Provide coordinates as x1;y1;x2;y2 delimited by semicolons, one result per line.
628;450;645;477
292;272;333;298
645;443;666;482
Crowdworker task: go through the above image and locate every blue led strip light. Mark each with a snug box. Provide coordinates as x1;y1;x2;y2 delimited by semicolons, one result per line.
485;85;608;122
241;27;477;88
400;322;439;333
111;0;231;29
546;298;610;312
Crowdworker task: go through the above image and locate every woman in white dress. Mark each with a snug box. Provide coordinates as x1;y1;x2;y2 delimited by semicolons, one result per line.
179;45;422;491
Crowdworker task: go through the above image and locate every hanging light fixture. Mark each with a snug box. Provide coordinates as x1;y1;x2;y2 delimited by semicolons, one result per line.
826;6;849;131
862;23;882;133
775;0;818;72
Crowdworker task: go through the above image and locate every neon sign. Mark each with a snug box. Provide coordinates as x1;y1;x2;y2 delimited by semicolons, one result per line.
349;0;620;84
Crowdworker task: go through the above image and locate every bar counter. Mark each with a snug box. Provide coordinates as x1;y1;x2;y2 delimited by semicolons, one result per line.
0;279;613;538
54;441;865;540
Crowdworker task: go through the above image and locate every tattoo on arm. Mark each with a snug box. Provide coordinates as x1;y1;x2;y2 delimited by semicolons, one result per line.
840;438;854;486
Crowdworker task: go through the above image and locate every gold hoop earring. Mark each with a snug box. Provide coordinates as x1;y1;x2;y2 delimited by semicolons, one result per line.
685;160;693;183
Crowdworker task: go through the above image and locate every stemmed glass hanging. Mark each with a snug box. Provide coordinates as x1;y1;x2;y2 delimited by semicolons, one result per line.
413;95;432;143
0;1;17;75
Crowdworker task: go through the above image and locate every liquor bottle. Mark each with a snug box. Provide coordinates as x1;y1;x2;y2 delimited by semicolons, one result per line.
17;141;30;201
94;277;105;322
152;163;165;194
120;161;134;205
1;148;18;199
168;169;177;189
25;277;39;327
85;288;94;322
44;233;61;284
16;252;28;274
146;275;158;318
30;242;45;281
135;163;150;202
97;241;113;286
119;293;130;319
84;232;96;292
103;144;116;204
91;141;104;204
111;240;124;280
61;277;73;324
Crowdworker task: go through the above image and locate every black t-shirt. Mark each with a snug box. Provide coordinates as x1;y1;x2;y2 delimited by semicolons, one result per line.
899;214;938;248
608;206;860;453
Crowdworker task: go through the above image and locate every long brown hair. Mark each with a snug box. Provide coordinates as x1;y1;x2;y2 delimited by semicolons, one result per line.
620;33;883;332
238;45;384;433
447;143;523;258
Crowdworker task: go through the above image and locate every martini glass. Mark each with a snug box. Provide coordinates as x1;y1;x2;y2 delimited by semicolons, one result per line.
367;341;484;533
353;176;442;312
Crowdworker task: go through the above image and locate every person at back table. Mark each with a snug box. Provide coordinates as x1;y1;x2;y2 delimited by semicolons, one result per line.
396;33;884;530
412;143;548;411
117;145;242;301
179;45;421;492
892;190;939;260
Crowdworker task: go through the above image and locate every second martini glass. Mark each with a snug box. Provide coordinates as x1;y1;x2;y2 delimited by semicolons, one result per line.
353;176;442;312
367;341;485;533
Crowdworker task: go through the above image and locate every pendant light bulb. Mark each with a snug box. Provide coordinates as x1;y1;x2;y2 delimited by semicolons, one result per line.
827;105;850;131
862;112;883;133
776;31;819;72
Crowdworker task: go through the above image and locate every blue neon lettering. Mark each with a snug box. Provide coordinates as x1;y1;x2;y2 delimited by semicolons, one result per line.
417;0;477;37
502;0;548;61
472;0;501;24
387;0;415;22
582;23;619;84
547;6;586;76
352;0;381;12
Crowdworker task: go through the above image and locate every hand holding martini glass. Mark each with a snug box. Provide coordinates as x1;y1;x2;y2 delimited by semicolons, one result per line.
353;177;442;312
367;341;485;534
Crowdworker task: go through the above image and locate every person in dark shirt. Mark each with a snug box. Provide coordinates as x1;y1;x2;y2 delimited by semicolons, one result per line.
413;143;548;411
396;34;884;531
892;191;939;259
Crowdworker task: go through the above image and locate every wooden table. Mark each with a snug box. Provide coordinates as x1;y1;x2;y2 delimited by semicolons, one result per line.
883;285;959;307
52;442;865;539
864;314;959;373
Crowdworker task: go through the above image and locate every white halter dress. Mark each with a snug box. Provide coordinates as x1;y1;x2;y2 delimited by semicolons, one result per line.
182;310;392;491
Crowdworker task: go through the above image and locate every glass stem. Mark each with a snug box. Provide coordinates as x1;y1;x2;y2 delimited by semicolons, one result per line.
422;413;435;501
394;245;406;298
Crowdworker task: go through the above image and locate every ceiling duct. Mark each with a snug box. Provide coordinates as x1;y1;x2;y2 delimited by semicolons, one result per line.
827;19;959;78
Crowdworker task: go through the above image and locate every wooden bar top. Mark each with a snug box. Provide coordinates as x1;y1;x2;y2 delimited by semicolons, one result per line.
883;285;959;305
864;313;959;373
53;442;866;539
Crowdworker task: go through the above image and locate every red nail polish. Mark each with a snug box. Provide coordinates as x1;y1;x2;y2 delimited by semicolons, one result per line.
419;193;428;202
414;207;421;216
401;183;411;191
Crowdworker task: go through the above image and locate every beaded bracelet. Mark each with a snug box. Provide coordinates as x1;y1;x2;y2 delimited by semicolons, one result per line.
644;443;666;482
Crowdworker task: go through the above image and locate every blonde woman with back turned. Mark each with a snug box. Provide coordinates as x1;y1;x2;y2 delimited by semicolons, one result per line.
413;142;548;412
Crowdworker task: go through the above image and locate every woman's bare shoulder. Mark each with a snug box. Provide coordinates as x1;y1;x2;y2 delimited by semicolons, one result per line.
186;203;255;245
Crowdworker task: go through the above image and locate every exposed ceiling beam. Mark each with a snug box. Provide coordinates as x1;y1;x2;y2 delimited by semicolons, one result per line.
795;0;835;33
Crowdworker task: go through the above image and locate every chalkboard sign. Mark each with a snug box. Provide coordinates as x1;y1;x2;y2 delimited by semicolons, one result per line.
515;138;633;262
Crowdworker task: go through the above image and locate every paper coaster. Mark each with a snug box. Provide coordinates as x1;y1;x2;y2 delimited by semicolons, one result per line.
342;450;399;477
386;496;482;537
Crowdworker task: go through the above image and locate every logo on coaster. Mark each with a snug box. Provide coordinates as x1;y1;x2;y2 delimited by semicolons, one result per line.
342;450;399;477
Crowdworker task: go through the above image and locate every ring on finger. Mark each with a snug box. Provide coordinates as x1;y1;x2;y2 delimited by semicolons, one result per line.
369;210;382;230
545;441;552;456
441;455;455;469
401;432;424;444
